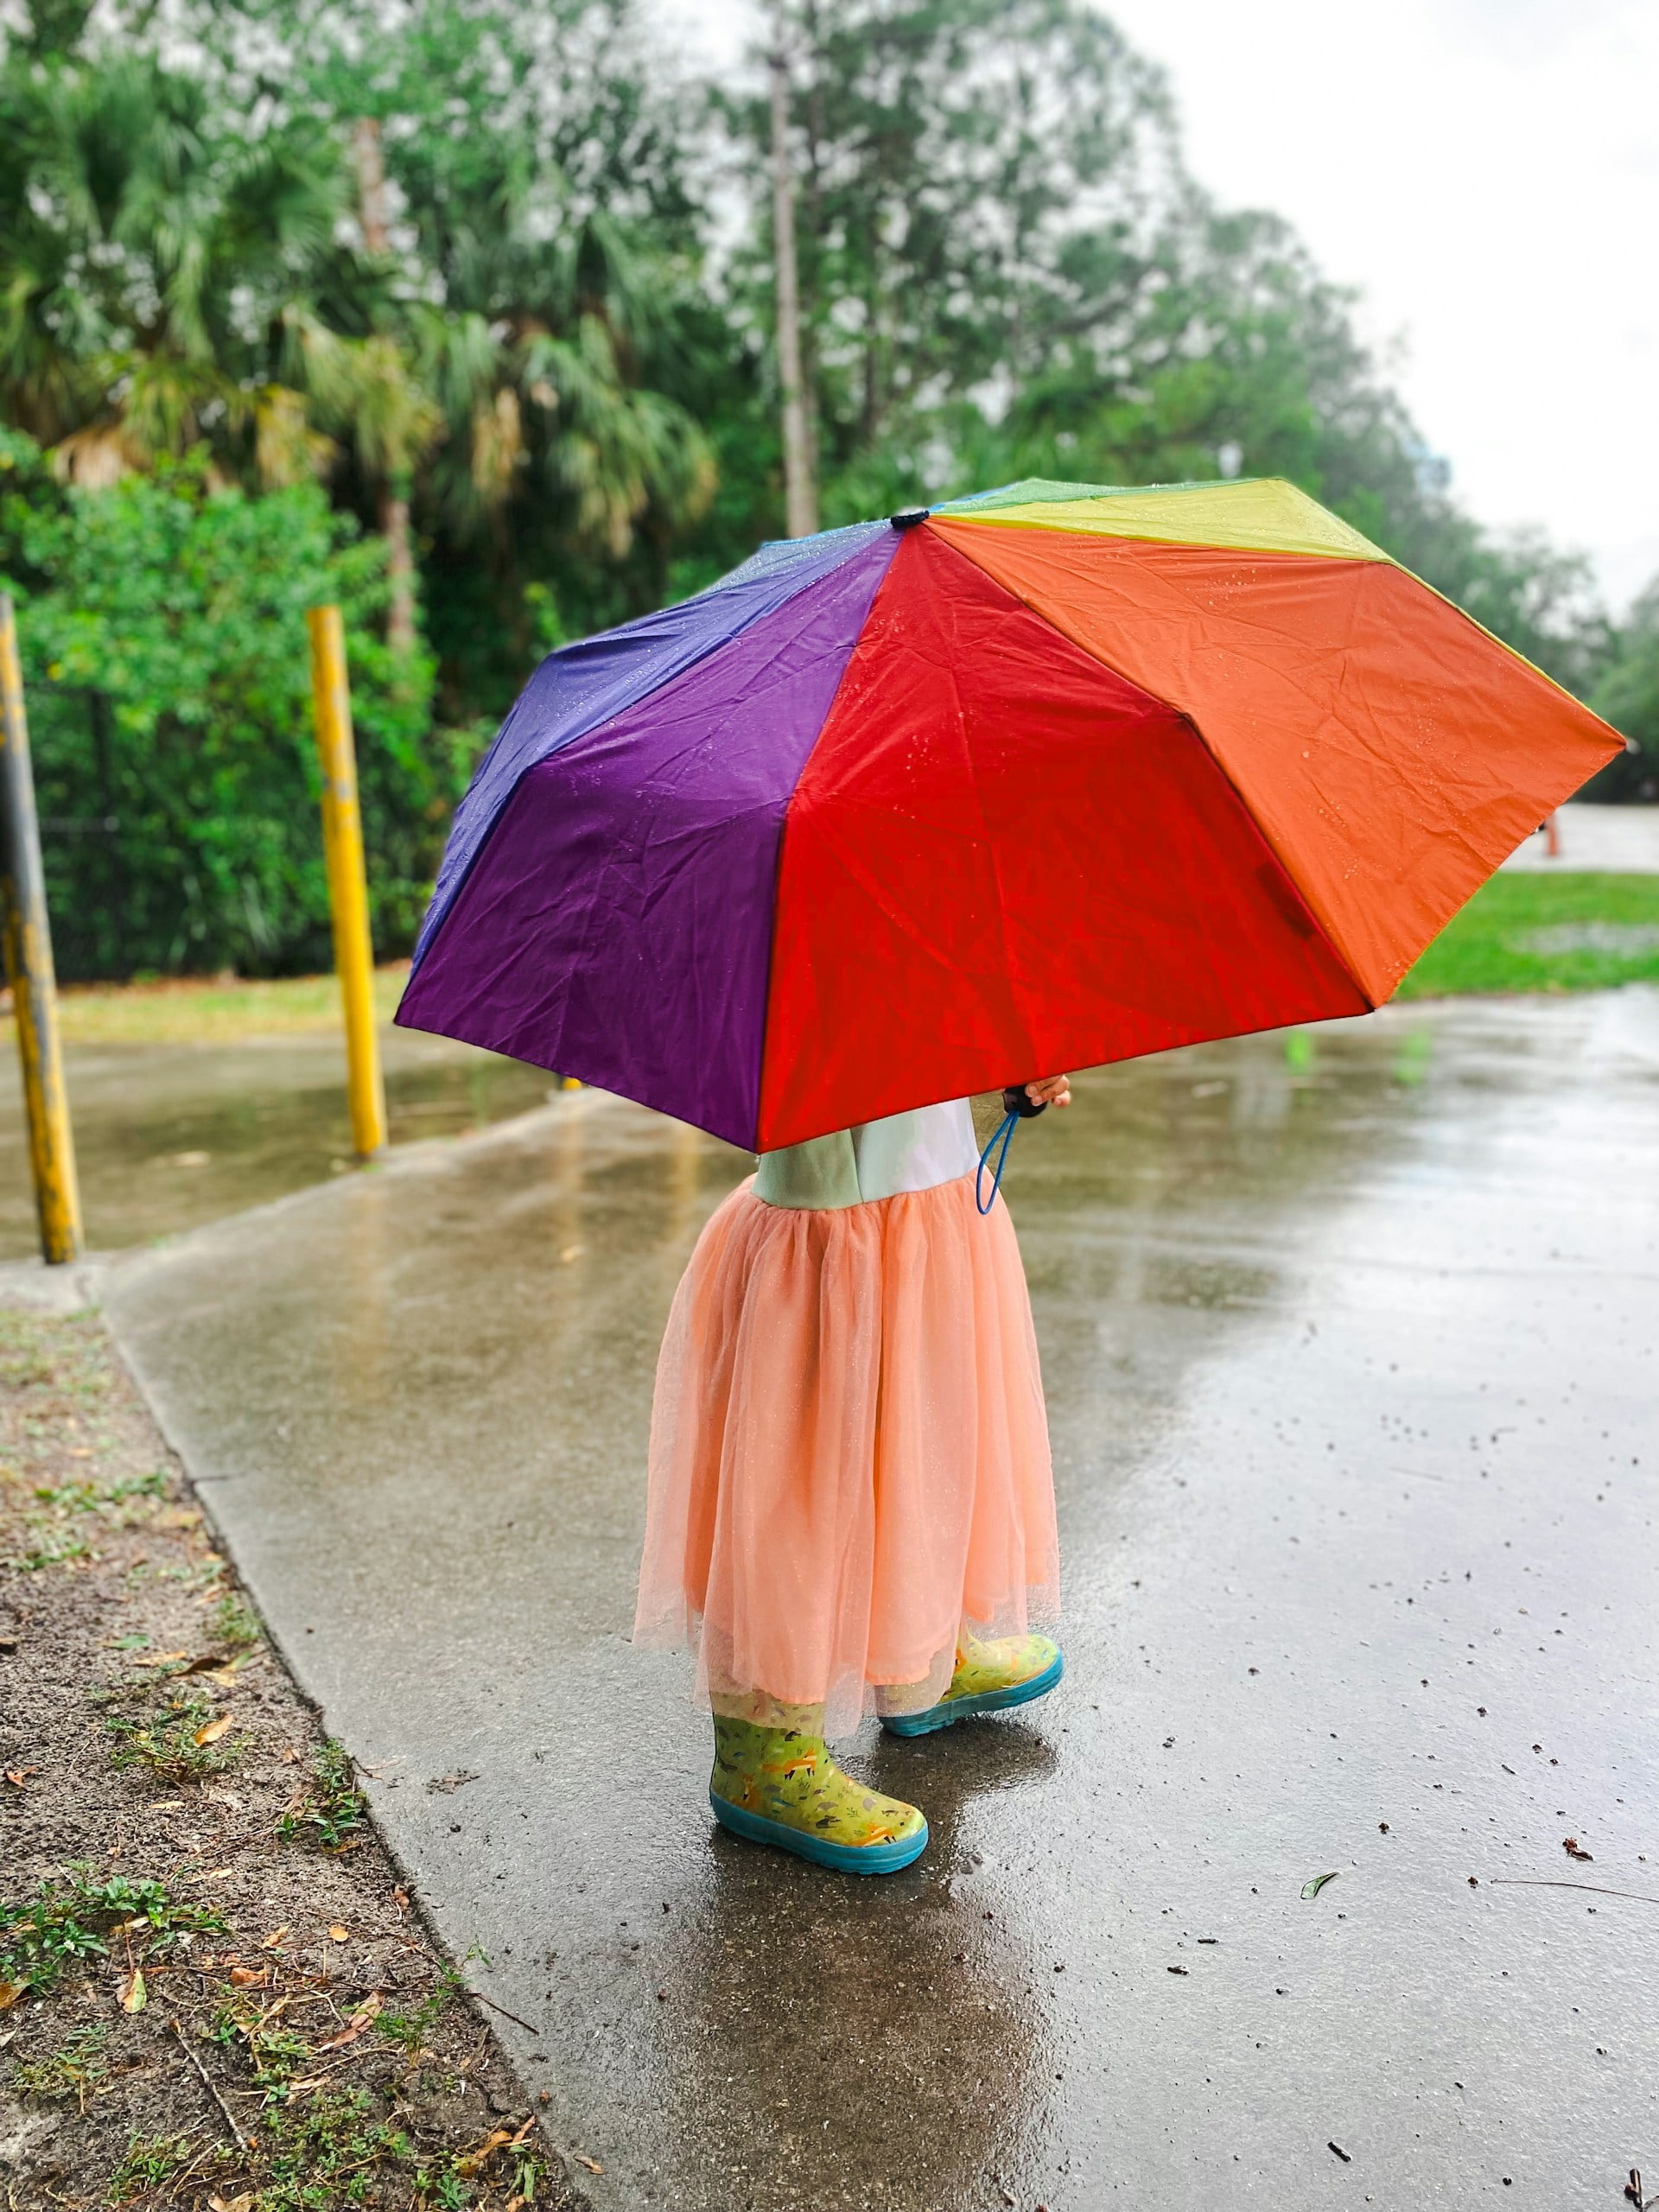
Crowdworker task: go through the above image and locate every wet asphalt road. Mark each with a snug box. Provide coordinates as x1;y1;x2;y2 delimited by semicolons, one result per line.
99;992;1659;2210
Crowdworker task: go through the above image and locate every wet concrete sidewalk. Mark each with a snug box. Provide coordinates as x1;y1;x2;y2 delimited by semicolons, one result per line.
98;993;1658;2209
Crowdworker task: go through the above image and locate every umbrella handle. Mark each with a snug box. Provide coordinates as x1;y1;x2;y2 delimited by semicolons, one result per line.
976;1084;1048;1215
1001;1084;1049;1120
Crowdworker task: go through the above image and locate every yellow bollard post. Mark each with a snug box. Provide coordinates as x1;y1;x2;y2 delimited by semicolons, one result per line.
0;594;83;1262
306;605;388;1160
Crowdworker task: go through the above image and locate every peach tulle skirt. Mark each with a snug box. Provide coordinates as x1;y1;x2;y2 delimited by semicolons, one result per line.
633;1171;1060;1738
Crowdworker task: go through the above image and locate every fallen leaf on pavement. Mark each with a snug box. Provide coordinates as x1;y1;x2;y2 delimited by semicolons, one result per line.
228;1967;268;1987
118;1966;147;2012
194;1713;233;1746
259;1927;289;1951
314;1991;383;2050
0;1981;23;2012
327;1926;349;1942
279;1745;300;1764
133;1650;189;1667
1301;1872;1339;1899
572;2155;603;2175
1564;1837;1593;1862
3;1767;38;1786
209;2194;254;2211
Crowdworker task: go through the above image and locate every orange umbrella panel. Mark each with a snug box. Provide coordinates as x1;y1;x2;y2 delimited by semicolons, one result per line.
932;485;1622;1004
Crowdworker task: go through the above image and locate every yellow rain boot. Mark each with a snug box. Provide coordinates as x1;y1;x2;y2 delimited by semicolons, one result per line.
710;1714;928;1874
880;1631;1063;1738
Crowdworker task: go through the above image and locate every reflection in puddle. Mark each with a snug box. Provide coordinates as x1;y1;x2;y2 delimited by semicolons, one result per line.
0;1028;555;1260
642;1724;1058;2206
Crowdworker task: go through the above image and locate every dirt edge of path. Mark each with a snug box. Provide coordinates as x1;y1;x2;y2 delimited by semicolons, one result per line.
0;1298;589;2212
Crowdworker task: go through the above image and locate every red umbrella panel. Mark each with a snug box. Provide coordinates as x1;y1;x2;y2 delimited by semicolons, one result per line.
397;480;1622;1150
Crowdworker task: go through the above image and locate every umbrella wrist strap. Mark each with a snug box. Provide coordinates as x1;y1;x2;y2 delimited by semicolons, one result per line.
976;1110;1020;1215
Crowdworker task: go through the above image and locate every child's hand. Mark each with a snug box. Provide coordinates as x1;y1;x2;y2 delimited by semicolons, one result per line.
1025;1074;1071;1110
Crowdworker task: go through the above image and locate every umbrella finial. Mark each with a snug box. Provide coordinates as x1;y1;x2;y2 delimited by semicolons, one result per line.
889;507;930;530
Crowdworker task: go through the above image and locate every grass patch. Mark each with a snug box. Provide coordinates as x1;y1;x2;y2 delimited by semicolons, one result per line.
252;2088;416;2209
4;1532;93;1570
374;1975;455;2056
0;1870;224;1999
2;964;410;1047
109;2132;198;2200
105;1693;248;1784
31;1469;167;1515
208;1990;312;2090
277;1737;368;1851
211;1589;264;1651
11;2023;110;2109
1398;872;1659;998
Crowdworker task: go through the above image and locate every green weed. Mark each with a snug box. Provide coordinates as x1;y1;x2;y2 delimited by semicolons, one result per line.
31;1469;164;1513
212;1590;263;1650
11;2023;109;2109
0;1869;225;1997
159;1556;226;1591
247;2088;413;2210
375;1977;453;2056
106;1693;247;1783
109;2131;200;2200
278;1738;366;1850
208;1993;311;2090
4;1533;92;1569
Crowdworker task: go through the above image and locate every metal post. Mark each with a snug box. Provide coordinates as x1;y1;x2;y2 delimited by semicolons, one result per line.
306;605;388;1160
0;595;83;1262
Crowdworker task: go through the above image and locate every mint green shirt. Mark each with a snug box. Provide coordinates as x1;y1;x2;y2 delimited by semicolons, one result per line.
753;1100;979;1211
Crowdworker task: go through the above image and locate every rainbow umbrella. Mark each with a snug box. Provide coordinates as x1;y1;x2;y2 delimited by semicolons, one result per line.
397;479;1620;1150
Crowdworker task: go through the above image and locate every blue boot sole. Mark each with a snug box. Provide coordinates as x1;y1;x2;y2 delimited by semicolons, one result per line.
709;1788;929;1874
880;1649;1065;1737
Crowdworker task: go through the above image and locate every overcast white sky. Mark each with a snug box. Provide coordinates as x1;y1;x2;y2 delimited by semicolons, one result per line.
650;0;1659;611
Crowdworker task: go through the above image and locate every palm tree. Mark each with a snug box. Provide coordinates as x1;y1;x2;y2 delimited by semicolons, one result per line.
279;313;443;655
403;179;715;565
0;33;717;674
0;51;343;487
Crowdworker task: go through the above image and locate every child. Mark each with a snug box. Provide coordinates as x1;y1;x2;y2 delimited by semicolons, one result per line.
633;1079;1069;1874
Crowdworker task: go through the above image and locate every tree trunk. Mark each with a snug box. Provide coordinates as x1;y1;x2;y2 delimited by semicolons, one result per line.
353;118;390;255
382;488;416;657
769;19;817;538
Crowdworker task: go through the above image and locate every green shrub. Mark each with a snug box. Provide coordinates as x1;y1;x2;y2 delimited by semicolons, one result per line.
0;433;482;980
